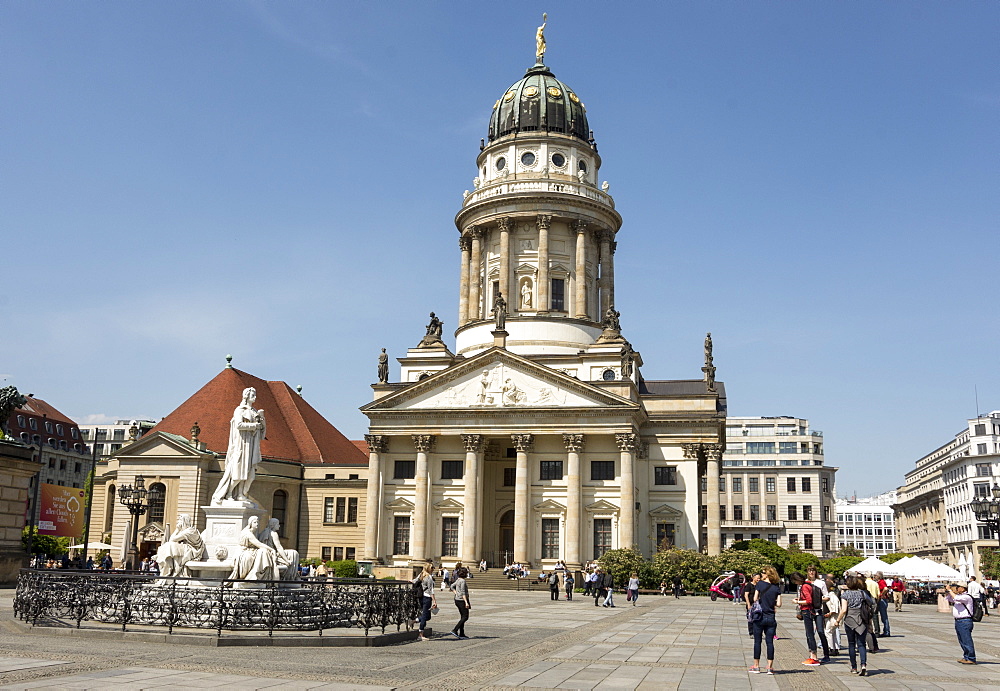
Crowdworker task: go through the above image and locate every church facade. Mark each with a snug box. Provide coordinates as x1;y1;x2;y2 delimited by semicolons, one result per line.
362;46;726;569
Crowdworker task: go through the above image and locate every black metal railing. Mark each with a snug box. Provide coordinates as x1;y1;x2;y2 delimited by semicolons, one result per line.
13;569;419;637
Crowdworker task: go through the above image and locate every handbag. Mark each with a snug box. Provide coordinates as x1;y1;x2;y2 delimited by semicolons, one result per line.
626;591;632;602
747;600;764;623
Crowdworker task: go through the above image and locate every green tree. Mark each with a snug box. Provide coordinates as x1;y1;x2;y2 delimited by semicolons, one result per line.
979;548;1000;579
652;548;717;592
835;544;862;558
330;559;358;578
821;555;865;576
21;526;68;557
745;539;789;574
598;548;656;588
785;551;821;573
715;548;772;576
879;552;914;564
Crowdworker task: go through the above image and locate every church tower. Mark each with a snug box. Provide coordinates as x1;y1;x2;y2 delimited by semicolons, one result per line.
362;25;725;570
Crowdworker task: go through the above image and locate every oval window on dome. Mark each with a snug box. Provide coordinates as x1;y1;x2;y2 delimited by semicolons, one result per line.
495;157;506;171
503;91;515;102
521;151;536;167
551;153;566;168
547;86;562;98
568;92;580;103
522;86;539;98
578;159;588;173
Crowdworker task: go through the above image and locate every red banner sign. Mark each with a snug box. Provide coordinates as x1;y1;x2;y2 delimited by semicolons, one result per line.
37;483;86;539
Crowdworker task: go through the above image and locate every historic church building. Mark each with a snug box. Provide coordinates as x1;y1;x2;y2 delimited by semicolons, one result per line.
362;42;726;569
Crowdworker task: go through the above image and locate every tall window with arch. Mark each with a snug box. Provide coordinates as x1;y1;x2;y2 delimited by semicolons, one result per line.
147;483;166;525
272;489;288;536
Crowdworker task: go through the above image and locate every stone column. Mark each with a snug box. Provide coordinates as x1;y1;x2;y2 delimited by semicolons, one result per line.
411;434;435;561
563;433;585;567
458;235;471;325
536;215;551;313
615;433;638;550
704;443;723;556
597;229;612;314
512;434;534;563
573;220;588;319
363;434;387;561
607;236;617;310
461;434;484;563
468;226;483;322
498;217;511;312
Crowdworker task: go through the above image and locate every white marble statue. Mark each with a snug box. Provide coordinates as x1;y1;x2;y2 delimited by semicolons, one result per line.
212;387;266;504
154;513;205;578
229;515;279;582
258;518;300;581
520;280;533;309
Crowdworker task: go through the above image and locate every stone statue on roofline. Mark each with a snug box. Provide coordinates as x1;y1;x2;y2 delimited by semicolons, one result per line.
211;387;266;505
377;348;389;383
702;332;717;393
596;306;625;343
417;312;445;348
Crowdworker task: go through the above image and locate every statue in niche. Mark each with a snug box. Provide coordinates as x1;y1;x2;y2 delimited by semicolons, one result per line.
502;378;527;406
154;513;205;578
377;348;389;383
211;387;266;505
520;280;533;309
418;312;444;347
621;341;635;379
492;290;507;330
229;515;279;582
257;517;300;581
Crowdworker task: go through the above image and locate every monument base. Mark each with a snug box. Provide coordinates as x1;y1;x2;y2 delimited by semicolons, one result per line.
185;502;265;585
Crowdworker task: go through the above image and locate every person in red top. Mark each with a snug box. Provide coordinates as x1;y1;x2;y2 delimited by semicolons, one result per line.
875;571;891;637
889;576;906;612
790;572;829;665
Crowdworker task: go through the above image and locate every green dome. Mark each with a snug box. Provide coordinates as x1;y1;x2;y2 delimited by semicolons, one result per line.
488;64;591;143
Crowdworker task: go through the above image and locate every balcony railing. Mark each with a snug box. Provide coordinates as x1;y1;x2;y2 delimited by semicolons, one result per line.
462;177;616;209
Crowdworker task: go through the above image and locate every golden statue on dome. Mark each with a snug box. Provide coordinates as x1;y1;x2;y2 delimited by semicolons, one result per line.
535;13;547;63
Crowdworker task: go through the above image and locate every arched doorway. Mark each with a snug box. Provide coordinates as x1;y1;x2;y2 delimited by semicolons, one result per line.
498;510;514;567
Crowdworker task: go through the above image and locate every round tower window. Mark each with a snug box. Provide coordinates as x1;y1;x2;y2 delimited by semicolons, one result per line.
602;369;616;381
551;153;566;168
495;157;506;171
521;151;536;167
578;159;588;173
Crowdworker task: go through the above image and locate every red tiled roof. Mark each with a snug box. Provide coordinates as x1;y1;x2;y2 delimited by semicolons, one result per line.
351;439;369;456
15;397;79;427
150;367;367;465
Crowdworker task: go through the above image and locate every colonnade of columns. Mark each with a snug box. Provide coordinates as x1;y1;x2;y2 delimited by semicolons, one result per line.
362;431;639;567
456;216;617;325
684;441;724;556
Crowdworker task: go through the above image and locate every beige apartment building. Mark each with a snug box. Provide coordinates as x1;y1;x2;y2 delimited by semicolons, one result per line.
719;417;838;557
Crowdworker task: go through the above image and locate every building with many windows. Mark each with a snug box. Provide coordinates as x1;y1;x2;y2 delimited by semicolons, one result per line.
836;492;897;556
78;420;156;459
895;411;1000;574
721;417;838;557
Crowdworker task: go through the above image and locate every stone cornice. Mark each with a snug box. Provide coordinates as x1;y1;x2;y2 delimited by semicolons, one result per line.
455;194;622;232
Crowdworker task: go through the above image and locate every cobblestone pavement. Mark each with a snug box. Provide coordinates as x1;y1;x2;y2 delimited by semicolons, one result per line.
1;588;998;689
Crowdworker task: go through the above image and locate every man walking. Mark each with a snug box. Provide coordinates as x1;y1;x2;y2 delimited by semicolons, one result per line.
891;575;905;612
601;569;616;607
672;574;683;599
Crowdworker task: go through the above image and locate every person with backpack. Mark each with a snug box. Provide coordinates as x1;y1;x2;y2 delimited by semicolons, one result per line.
549;571;561;601
748;566;781;675
835;575;874;676
412;563;437;642
790;572;829;665
945;582;978;664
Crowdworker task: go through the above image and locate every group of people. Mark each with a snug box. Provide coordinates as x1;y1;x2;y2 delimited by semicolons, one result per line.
744;566;994;675
30;553;114;571
411;562;472;641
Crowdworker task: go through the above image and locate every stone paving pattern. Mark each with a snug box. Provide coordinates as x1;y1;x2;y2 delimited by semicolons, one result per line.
1;588;998;689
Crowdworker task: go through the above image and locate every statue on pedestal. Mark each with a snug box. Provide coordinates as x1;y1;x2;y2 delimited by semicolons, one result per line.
597;306;625;343
702;332;717;392
492;290;507;330
621;341;635;379
258;518;300;581
154;513;205;578
418;312;445;348
211;387;266;505
229;515;279;582
377;348;389;383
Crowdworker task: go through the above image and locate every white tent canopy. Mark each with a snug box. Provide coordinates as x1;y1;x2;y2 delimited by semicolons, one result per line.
898;557;962;582
848;556;904;576
67;541;114;551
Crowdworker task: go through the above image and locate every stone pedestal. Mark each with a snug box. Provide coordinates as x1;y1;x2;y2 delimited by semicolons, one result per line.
188;501;264;585
492;329;508;348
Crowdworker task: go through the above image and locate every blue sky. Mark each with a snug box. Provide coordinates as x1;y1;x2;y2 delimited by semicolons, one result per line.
3;1;997;497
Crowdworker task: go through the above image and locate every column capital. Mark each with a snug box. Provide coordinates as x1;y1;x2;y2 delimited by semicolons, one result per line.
572;219;588;234
364;434;388;454
467;225;484;240
411;434;435;453
595;228;614;244
497;216;512;232
459;235;472;251
511;434;534;452
681;442;702;459
703;443;724;461
461;434;485;453
562;433;585;453
615;433;640;453
536;214;552;231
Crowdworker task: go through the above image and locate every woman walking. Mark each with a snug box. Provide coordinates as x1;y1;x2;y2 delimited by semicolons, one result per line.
835;575;874;675
449;567;471;639
627;572;640;606
748;566;781;675
412;563;437;641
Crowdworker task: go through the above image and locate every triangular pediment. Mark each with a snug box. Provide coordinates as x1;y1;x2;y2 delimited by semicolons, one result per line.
585;499;620;514
114;431;206;459
362;348;637;412
138;521;165;541
434;498;464;510
649;503;683;518
534;499;566;512
385;497;414;510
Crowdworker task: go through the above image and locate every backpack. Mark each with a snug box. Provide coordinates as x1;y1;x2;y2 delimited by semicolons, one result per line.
972;600;985;623
412;577;424;600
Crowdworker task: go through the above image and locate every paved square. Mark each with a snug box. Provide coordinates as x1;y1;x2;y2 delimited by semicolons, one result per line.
1;588;997;688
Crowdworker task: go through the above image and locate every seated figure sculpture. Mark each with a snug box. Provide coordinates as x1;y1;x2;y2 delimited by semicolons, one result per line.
154;513;205;578
257;517;300;581
229;515;279;582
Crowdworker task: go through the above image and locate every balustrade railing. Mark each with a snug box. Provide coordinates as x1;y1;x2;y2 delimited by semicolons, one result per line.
463;178;615;209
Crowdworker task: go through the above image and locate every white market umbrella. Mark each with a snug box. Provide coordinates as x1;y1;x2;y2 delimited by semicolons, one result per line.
68;541;114;551
850;556;903;576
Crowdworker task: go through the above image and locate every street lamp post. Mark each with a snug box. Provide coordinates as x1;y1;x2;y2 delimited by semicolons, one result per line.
118;475;161;571
970;483;1000;578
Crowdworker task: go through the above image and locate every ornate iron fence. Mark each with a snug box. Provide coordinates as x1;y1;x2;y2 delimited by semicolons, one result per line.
13;570;419;637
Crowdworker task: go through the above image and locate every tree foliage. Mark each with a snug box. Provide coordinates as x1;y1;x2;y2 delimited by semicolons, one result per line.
652;548;718;592
746;539;789;574
598;548;657;588
785;551;821;573
716;548;771;576
820;555;865;576
977;548;1000;579
879;552;914;564
21;526;69;556
835;544;862;558
328;560;358;578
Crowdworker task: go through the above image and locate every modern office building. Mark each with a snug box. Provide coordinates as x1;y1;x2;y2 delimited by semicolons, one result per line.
836;492;897;556
79;420;157;459
722;417;838;557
